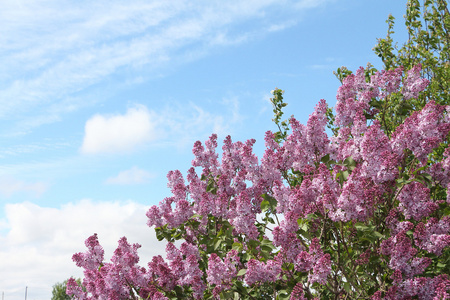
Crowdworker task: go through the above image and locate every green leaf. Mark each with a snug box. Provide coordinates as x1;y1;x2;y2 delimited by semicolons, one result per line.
261;245;273;253
232;242;243;251
261;200;270;212
321;154;330;163
214;239;222;250
277;290;289;300
344;156;356;170
237;269;247;276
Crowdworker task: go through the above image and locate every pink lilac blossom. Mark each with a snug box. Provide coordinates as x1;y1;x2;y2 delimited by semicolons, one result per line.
283;100;330;172
273;212;305;263
335;68;369;127
308;253;331;285
429;148;450;189
230;190;259;239
414;217;450;256
380;230;432;278
402;64;430;100
69;235;151;300
66;278;87;299
311;163;341;218
191;134;219;175
359;120;399;183
165;242;205;299
385;208;415;236
397;182;438;221
293;238;331;285
261;131;288;179
397;275;450;300
331;113;367;162
72;233;104;271
334;66;403;127
391;100;450;163
290;282;307;300
332;167;383;222
374;67;403;97
294;251;313;272
147;255;176;290
206;250;240;297
244;259;282;286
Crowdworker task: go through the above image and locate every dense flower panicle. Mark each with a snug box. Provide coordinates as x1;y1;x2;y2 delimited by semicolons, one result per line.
66;278;87;299
146;205;164;228
290;282;307;300
163;242;205;298
244;259;282;286
68;235;152;300
148;255;176;290
206;250;239;296
335;66;405;127
430;148;450;189
294;251;313;272
304;99;330;159
166;170;187;201
397;182;438;221
308;253;331;285
72;233;104;270
335;68;368;127
359;121;399;183
397;275;450;300
273;213;305;263
331;167;382;222
331;113;368;162
414;217;450;256
111;237;141;269
282;100;330;172
402;64;429;100
391;100;450;163
374;67;403;96
380;230;433;278
191;134;219;174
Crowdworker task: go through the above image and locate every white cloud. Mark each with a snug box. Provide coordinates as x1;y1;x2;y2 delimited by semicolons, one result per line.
80;99;243;153
105;166;155;185
0;176;48;197
81;105;156;154
0;200;166;299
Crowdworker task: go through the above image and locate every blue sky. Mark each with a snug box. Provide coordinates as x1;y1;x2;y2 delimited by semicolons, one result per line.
0;0;409;298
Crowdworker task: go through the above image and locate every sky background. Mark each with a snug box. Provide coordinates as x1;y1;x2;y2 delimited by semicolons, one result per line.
0;0;410;298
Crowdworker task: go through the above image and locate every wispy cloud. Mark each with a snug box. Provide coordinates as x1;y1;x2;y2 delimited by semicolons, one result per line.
0;0;331;134
0;176;48;198
105;166;155;185
0;199;165;299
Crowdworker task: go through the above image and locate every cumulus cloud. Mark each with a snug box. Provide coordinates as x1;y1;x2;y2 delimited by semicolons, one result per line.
0;200;166;299
0;176;47;197
81;105;156;154
105;166;155;185
80;99;245;154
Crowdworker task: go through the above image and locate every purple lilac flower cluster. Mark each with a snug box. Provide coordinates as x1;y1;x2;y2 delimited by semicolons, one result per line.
69;65;450;299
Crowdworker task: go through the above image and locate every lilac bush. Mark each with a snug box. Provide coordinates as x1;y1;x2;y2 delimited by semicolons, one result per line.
68;63;450;299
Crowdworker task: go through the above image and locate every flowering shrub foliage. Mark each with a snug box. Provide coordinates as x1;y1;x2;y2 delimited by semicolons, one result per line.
68;63;450;299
